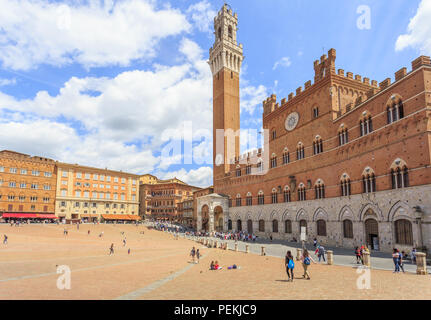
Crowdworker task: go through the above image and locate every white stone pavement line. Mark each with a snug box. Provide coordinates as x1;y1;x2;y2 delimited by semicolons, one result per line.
114;254;207;300
0;252;183;283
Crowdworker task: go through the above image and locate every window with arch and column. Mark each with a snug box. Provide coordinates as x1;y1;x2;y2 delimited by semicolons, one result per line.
387;96;404;124
359;113;373;136
343;219;353;238
394;219;413;245
272;219;278;233
258;220;265;232
391;159;409;190
246;193;253;206
298;184;306;201
296;142;305;160
270;154;277;168
314;180;325;199
338;125;349;146
271;189;278;204
284;220;292;233
362;168;376;193
236;194;242;207
258;191;265;205
283;187;291;203
282;148;290;164
316;219;327;236
340;174;351;197
313;136;323;155
237;219;242;231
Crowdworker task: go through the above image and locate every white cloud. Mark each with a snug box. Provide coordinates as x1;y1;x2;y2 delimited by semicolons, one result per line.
0;78;16;86
240;84;268;114
187;0;217;34
272;57;292;70
179;38;203;62
158;166;213;187
0;0;190;70
396;0;431;54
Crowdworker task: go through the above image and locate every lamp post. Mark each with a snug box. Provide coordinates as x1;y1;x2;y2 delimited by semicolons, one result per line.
413;205;426;253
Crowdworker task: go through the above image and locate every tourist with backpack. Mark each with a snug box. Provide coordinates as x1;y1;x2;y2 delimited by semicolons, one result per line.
285;250;295;282
301;249;315;280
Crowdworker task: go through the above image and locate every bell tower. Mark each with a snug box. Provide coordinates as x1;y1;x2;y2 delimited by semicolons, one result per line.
209;3;243;184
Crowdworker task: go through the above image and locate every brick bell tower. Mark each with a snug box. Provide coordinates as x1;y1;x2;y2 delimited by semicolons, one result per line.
209;4;243;185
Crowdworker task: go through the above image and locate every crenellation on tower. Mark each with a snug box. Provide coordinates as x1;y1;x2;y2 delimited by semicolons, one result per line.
209;3;244;75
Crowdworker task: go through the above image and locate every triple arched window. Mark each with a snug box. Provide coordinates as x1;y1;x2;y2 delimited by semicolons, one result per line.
270;154;277;168
362;167;376;193
313;136;323;155
246;192;253;206
283;186;291;203
297;142;305;160
271;188;278;204
282;148;290;164
340;174;351;197
360;113;373;136
391;159;409;189
258;191;265;205
387;97;404;124
314;180;325;199
338;125;349;146
298;183;306;201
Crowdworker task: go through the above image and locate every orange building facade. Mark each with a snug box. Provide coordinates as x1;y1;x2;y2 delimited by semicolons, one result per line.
0;150;57;218
196;4;431;254
139;176;200;220
55;163;140;222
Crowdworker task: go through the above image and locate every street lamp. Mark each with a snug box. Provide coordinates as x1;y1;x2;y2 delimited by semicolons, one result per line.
413;205;426;253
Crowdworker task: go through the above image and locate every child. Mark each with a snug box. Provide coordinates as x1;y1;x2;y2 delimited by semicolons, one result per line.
285;250;295;282
210;261;215;270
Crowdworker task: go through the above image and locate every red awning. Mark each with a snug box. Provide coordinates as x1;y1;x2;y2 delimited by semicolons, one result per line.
2;213;58;219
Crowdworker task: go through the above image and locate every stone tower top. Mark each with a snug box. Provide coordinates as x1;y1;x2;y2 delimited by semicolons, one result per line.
209;3;244;75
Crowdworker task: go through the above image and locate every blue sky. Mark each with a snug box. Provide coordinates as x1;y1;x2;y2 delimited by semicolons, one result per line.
0;0;429;187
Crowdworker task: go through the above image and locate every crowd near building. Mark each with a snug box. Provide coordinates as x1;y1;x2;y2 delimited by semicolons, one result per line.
195;4;431;254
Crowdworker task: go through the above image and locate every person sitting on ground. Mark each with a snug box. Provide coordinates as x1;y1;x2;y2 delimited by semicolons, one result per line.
214;261;222;270
210;261;215;270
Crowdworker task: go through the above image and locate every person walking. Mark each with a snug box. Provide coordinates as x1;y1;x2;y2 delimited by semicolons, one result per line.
285;250;295;282
190;247;196;263
318;245;326;262
398;249;405;273
313;238;317;248
411;248;417;264
109;243;114;256
301;249;315;280
3;234;8;245
355;246;362;264
392;248;400;273
196;249;200;264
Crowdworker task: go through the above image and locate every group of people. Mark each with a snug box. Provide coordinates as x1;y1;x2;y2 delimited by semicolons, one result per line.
189;246;200;264
285;249;316;281
214;231;257;242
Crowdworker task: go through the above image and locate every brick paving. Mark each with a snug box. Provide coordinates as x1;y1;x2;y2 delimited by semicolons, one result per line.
0;224;429;300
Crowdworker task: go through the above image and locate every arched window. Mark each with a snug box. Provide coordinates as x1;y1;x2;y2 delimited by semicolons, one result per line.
245;164;251;175
297;142;305;160
271;129;277;140
340;174;351;197
314;180;325;199
270;153;277;168
237;219;242;231
246;192;253;206
313;136;323;155
271;188;278;204
272;219;278;233
360;113;373;136
258;191;265;205
395;219;413;245
228;25;233;39
283;186;291;203
259;220;265;232
391;159;409;189
387;96;405;124
236;166;241;177
316;220;327;236
282;148;290;164
343;219;353;238
313;106;319;118
338;125;349;146
284;220;292;233
257;159;264;173
228;197;232;208
299;219;307;235
228;219;232;230
236;194;242;207
218;27;222;40
362;167;376;193
298;183;306;201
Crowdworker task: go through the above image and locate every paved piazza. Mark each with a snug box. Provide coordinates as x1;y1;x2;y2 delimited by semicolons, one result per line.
0;224;430;300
